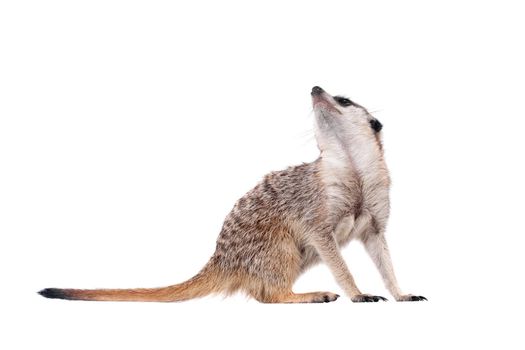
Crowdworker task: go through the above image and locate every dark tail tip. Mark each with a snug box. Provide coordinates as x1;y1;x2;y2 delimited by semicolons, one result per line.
38;288;70;300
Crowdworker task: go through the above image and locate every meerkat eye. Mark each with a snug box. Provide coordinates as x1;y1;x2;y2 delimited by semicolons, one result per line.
334;96;354;107
370;118;383;133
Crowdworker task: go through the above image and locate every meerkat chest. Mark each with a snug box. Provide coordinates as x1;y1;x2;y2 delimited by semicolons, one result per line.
320;148;390;237
322;164;390;242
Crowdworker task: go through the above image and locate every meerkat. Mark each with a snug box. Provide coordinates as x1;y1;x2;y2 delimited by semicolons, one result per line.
39;86;426;303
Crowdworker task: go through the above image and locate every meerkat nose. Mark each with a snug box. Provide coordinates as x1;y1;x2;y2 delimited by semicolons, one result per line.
311;86;324;96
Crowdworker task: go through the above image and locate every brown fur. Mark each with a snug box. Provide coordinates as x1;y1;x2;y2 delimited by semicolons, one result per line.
39;86;425;303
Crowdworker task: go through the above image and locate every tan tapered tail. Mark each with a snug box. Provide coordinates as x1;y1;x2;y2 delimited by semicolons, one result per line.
38;266;222;302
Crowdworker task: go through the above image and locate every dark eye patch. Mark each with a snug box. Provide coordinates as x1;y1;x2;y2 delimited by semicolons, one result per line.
333;96;355;107
370;118;383;133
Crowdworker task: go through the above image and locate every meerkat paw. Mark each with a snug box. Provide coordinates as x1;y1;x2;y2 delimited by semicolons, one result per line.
262;291;340;303
310;292;340;303
351;294;388;302
396;294;427;302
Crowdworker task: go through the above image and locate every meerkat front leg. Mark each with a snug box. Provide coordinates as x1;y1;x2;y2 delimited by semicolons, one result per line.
362;233;427;301
310;230;387;302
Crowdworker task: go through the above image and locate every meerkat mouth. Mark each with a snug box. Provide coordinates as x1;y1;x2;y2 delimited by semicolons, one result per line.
311;86;341;115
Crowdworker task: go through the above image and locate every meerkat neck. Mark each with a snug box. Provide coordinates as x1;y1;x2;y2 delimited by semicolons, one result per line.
318;139;389;197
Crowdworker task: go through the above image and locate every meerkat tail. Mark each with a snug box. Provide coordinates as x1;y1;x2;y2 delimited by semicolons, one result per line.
38;265;221;302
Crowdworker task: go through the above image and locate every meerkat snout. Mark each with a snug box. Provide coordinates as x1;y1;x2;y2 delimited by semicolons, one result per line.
311;86;324;95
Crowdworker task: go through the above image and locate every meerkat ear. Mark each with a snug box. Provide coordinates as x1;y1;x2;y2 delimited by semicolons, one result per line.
370;119;383;133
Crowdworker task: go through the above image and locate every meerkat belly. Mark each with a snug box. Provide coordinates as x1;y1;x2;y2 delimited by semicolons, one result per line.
334;211;373;246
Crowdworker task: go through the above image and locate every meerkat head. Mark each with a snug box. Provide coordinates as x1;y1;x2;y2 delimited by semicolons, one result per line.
311;86;383;154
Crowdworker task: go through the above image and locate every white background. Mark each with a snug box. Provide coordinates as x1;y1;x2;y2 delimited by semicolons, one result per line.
1;0;524;349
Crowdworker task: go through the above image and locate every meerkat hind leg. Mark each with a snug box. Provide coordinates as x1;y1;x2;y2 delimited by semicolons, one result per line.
257;291;340;303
